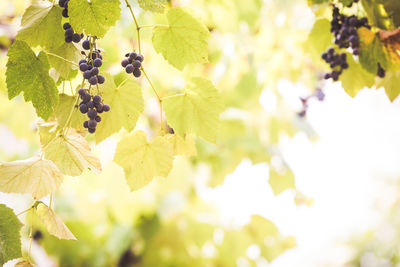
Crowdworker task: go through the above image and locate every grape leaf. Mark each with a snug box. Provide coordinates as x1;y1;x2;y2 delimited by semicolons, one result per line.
36;202;77;240
16;1;64;50
69;0;121;38
95;75;144;143
0;204;23;265
269;167;295;195
15;260;36;267
114;131;174;191
359;28;388;74
48;43;81;80
54;94;86;131
378;71;400;101
0;157;64;199
340;54;375;97
305;19;332;60
41;129;101;176
163;77;223;143
138;0;167;13
6;40;58;119
152;7;210;70
379;28;400;68
166;134;197;157
339;0;353;6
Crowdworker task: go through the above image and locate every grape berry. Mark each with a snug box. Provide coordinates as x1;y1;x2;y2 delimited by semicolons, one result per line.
58;0;69;18
63;23;83;44
121;52;143;78
78;89;110;134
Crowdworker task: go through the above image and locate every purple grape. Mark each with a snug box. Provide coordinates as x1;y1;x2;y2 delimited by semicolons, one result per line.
62;8;68;18
79;104;88;113
88;127;96;133
91;67;99;76
78;88;85;95
97;75;105;84
88;120;97;129
65;36;73;43
133;60;141;68
82;40;90;50
93;58;102;67
129;52;137;60
125;64;134;73
95;116;102;122
83;121;89;128
133;68;141;78
63;22;71;30
83;70;92;79
81;93;91;103
89;76;98;85
103;104;110;112
88;109;97;119
121;59;129;68
87;101;94;108
72;33;81;43
136;54;144;62
80;63;88;72
79;59;87;65
93;95;101;104
96;103;104;113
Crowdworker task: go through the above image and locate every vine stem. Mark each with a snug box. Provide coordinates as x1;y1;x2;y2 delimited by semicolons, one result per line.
16;206;33;217
124;0;141;54
46;52;79;67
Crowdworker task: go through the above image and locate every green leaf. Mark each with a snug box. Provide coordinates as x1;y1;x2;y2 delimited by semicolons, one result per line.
307;0;329;4
340;54;375;97
0;157;64;199
359;28;388;74
305;19;332;60
0;204;23;265
152;7;210;70
138;0;167;13
41;129;101;176
6;40;59;119
166;134;197;157
95;75;144;143
163;77;223;143
69;0;121;38
36;203;77;240
114;131;174;191
378;71;400;101
339;0;353;6
48;43;81;80
16;1;64;50
54;94;86;131
269;167;295;195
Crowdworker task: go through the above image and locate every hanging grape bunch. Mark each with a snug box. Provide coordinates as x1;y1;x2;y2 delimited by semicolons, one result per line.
58;0;69;18
121;52;143;78
78;89;110;134
321;4;385;80
79;40;105;86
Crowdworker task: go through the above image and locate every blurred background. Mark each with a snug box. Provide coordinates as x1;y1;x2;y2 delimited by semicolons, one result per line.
2;0;400;266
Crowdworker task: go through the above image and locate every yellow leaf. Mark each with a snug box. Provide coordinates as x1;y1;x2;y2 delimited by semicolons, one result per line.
166;134;197;157
95;75;144;143
0;157;63;199
36;203;76;240
114;131;174;191
41;129;101;176
163;77;223;143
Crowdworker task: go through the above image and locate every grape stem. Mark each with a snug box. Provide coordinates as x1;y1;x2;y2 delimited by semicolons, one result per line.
16;205;34;217
124;0;141;54
139;25;168;29
46;52;79;67
124;0;165;132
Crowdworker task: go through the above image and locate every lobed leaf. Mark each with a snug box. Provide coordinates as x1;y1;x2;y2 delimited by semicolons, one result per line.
114;131;174;191
163;77;223;143
0;204;23;265
152;7;210;70
36;202;77;240
6;40;58;119
0;157;63;199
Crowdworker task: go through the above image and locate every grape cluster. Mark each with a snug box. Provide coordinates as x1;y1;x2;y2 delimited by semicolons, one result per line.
63;23;83;43
121;52;143;78
321;48;348;81
78;40;105;85
78;89;110;134
58;0;69;18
